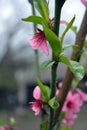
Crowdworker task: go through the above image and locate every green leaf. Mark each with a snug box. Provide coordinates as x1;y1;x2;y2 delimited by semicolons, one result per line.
34;0;49;22
70;60;85;81
59;55;70;66
59;55;85;81
75;50;84;59
84;41;87;49
41;60;55;69
41;122;47;130
62;44;77;52
61;16;75;43
37;78;50;102
70;25;77;34
43;24;62;56
48;97;59;109
0;118;5;126
22;16;46;25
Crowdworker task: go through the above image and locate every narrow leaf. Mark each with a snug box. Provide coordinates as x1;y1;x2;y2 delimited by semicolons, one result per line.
22;16;45;25
41;60;55;69
37;78;50;102
34;0;49;22
61;16;75;43
43;24;62;56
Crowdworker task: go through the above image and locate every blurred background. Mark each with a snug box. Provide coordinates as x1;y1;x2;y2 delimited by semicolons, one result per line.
0;0;87;129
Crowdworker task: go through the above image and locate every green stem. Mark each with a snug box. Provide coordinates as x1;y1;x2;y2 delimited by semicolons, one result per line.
30;0;40;78
48;1;63;130
34;50;40;78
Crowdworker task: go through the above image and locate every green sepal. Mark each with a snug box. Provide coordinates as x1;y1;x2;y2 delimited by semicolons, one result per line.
37;78;50;102
34;0;49;22
61;16;75;43
48;97;59;109
43;24;62;57
59;55;85;81
22;15;46;25
41;60;55;69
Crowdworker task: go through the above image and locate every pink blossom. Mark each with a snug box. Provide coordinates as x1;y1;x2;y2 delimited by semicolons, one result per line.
29;29;49;56
76;88;87;106
62;91;81;114
60;20;67;24
81;0;87;6
63;112;77;127
30;86;43;115
62;89;87;127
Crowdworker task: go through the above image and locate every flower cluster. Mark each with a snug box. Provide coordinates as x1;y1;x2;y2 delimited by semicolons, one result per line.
30;83;87;127
62;88;87;127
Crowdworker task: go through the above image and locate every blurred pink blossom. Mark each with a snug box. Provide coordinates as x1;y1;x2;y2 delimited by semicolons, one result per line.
29;29;49;56
60;20;67;24
63;91;81;113
81;0;87;6
30;86;43;115
58;82;63;88
84;81;87;86
62;89;87;127
76;88;87;105
63;112;77;127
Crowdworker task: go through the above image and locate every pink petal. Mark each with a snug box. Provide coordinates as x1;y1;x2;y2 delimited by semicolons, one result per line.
77;88;87;101
40;39;49;56
33;86;41;100
81;0;87;6
60;20;66;24
29;38;41;49
32;103;41;115
58;82;63;88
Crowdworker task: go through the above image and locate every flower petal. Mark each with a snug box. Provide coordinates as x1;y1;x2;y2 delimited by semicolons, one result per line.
33;86;41;100
40;39;49;56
